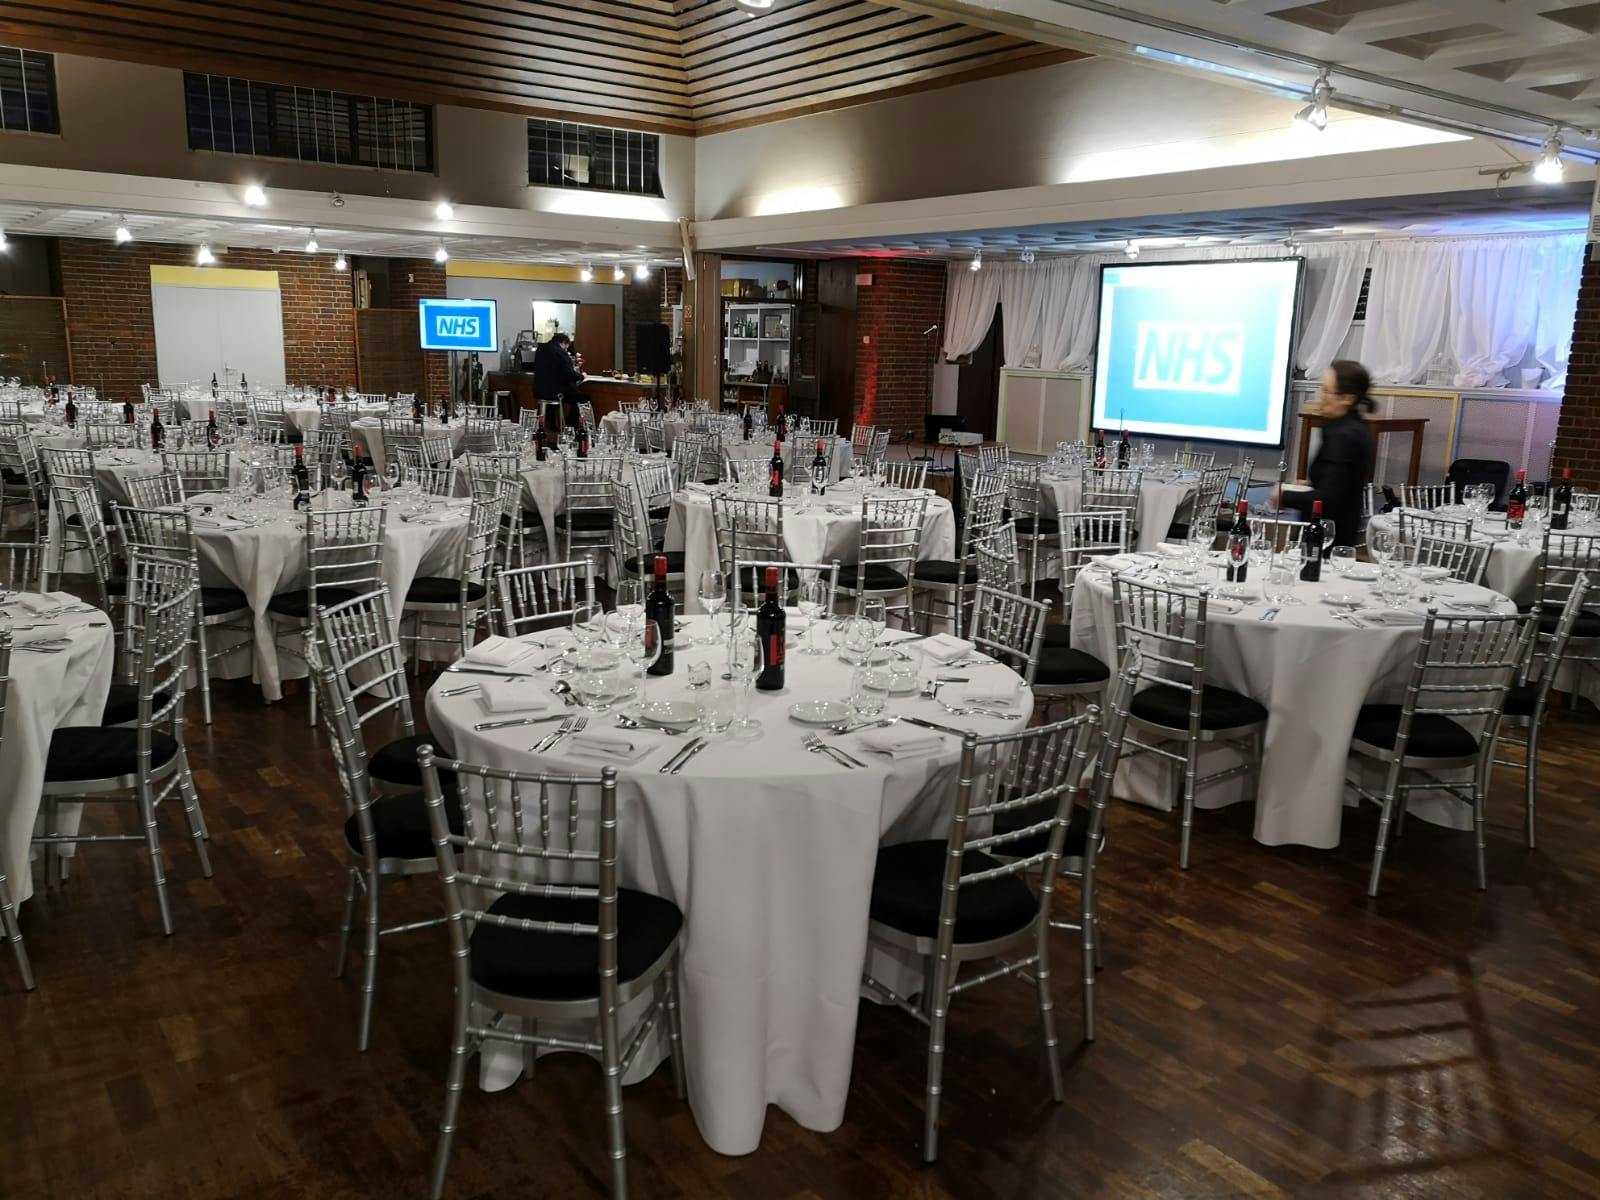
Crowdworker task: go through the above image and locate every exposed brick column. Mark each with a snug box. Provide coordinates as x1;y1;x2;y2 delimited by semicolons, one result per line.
1553;243;1600;487
387;258;450;403
622;272;666;373
853;258;946;438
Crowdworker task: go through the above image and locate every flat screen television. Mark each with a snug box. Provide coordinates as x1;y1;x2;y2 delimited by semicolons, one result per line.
418;297;498;352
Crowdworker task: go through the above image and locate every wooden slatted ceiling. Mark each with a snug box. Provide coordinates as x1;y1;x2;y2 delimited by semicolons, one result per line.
0;0;1079;135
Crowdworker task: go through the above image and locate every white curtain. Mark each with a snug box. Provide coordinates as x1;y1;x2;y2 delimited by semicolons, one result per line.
1041;257;1103;371
1295;240;1371;378
998;263;1050;367
1364;240;1452;384
941;262;1000;360
1532;236;1586;390
1448;236;1545;387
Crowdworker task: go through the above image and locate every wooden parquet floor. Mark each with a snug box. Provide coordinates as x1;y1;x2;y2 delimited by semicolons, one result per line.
3;668;1599;1200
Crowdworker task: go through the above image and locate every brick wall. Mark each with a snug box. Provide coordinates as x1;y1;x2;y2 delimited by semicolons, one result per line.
57;239;356;403
622;272;666;373
386;257;450;403
1553;245;1600;487
853;258;946;438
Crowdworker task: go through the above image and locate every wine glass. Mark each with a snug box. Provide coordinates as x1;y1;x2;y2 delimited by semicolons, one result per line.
859;597;887;654
624;619;661;705
571;601;605;648
1188;515;1217;566
1368;528;1397;572
698;570;725;645
728;628;763;739
1248;524;1273;579
797;576;827;653
614;579;645;625
826;615;854;659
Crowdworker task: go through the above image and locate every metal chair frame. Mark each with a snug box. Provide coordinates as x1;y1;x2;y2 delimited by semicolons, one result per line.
914;471;1005;636
560;454;622;567
403;490;506;666
495;558;597;639
966;584;1048;686
1402;482;1457;510
0;632;35;990
838;494;928;626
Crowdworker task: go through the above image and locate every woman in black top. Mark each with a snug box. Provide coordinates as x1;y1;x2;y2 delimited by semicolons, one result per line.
1275;359;1374;547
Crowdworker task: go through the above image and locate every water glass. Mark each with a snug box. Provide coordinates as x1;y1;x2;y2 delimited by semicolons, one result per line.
1378;569;1413;609
698;569;726;644
571;602;606;647
1264;563;1298;606
860;597;887;648
850;664;888;722
1368;529;1397;570
797;578;827;653
686;660;713;691
615;579;645;625
1329;546;1355;576
699;683;736;735
572;645;623;712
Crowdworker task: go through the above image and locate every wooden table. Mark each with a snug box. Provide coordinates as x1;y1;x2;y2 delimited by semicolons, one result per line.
1296;413;1428;486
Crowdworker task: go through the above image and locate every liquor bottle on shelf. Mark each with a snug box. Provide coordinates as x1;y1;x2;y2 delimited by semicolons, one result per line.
646;555;675;677
63;393;77;430
239;372;247;390
775;408;785;444
1093;428;1106;469
1507;470;1528;529
150;407;164;450
1226;499;1251;583
206;409;219;449
1299;500;1325;583
769;440;785;497
210;372;218;394
1548;467;1574;528
811;440;828;496
292;443;311;511
1117;426;1131;469
756;566;786;692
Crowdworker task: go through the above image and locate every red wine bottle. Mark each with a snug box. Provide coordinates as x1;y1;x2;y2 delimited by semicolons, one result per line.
63;394;77;429
292;443;311;510
577;423;589;458
350;447;369;505
1093;428;1106;468
1548;467;1574;528
756;566;786;691
810;440;827;496
412;397;423;427
150;406;164;450
534;423;547;462
1299;499;1324;582
1117;427;1131;468
769;440;784;497
1226;499;1250;582
1507;470;1527;529
743;408;753;442
646;555;675;676
775;409;785;444
210;372;218;394
206;409;219;448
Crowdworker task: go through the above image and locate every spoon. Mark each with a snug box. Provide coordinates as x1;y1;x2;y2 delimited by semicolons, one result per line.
616;715;686;736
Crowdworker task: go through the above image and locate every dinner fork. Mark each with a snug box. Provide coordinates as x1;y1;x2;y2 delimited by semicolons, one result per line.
542;715;586;753
533;715;576;753
803;734;865;769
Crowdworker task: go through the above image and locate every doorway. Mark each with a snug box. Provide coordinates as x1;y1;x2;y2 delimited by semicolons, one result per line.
956;305;1002;440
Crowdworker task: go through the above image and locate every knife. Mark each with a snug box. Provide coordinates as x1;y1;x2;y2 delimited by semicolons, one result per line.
669;738;710;774
445;666;540;678
659;737;704;774
901;715;967;736
473;714;565;732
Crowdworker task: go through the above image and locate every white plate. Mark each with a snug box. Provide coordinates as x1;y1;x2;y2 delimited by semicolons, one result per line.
1342;565;1379;581
1320;591;1364;608
627;699;701;730
789;699;850;726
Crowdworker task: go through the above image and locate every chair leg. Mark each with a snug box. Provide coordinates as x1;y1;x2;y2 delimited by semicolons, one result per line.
138;779;175;936
1179;743;1199;870
1366;764;1405;898
357;869;380;1052
175;750;212;878
922;949;955;1163
600;1010;629;1199
664;960;688;1101
428;980;473;1200
0;871;34;992
1525;719;1542;850
1092;911;1104;971
1034;935;1065;1100
1473;769;1489;891
195;607;213;726
44;801;62;889
334;868;359;978
1081;874;1097;1042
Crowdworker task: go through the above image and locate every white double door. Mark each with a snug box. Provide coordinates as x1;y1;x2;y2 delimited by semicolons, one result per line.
152;282;287;389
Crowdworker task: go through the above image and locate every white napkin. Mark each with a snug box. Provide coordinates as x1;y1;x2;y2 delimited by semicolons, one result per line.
1155;542;1190;557
14;591;77;615
193;514;249;530
462;635;540;670
567;732;652;763
918;633;973;664
951;681;1021;709
9;624;70;646
859;726;945;758
477;681;559;715
1355;608;1426;626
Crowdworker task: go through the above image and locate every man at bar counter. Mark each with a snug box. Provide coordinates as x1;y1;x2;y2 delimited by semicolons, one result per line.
532;330;582;431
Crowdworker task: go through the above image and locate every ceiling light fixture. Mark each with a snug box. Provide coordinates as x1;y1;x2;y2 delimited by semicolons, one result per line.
334;251;348;271
1293;69;1332;132
0;229;8;252
580;263;594;282
435;201;455;221
114;216;132;244
197;243;216;266
634;263;651;280
1124;240;1140;260
969;251;983;272
612;265;626;281
305;229;319;254
434;240;449;264
1019;248;1036;264
242;184;267;207
1533;131;1565;183
734;0;776;10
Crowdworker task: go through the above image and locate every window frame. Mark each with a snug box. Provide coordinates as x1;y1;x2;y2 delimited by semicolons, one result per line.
0;46;60;136
526;118;663;199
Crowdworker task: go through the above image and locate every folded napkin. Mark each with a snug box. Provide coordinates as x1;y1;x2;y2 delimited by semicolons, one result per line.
566;732;652;763
859;726;944;758
951;681;1021;709
462;635;540;670
9;624;70;646
1090;554;1139;573
14;591;77;616
193;515;249;530
918;633;974;664
477;680;559;715
1154;542;1190;558
1355;608;1426;626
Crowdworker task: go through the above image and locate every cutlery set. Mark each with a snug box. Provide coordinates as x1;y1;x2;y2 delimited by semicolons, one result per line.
659;737;708;774
804;734;868;769
533;715;586;753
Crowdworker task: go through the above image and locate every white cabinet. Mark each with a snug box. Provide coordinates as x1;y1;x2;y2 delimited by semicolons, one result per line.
996;369;1090;455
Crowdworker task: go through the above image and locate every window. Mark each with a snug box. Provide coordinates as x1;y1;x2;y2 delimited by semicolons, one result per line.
184;73;433;173
0;46;59;135
527;119;662;197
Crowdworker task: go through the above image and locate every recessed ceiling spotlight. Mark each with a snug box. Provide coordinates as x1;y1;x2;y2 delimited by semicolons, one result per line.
0;229;8;252
114;216;132;244
734;0;776;11
435;201;455;221
334;251;348;271
197;243;216;266
580;263;594;282
613;265;626;281
305;228;319;254
634;263;651;280
242;184;267;207
969;251;983;272
1533;131;1565;183
1293;69;1332;132
1124;240;1140;260
434;240;449;264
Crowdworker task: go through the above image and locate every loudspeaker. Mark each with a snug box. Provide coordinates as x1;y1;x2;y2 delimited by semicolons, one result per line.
636;322;671;375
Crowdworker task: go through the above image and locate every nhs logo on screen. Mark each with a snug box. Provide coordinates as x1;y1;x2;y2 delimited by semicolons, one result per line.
1132;321;1244;395
419;299;497;352
437;314;480;338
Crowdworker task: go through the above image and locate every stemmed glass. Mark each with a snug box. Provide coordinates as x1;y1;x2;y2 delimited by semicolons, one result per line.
624;619;661;705
1248;524;1273;581
1368;529;1397;574
728;627;763;739
1188;515;1217;568
697;570;725;645
859;597;887;658
571;601;606;648
797;576;827;653
614;579;645;626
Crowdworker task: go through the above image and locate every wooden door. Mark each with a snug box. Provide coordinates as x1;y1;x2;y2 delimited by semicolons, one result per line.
815;260;857;427
575;303;615;373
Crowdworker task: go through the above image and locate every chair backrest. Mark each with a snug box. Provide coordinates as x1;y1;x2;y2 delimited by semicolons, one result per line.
52;482;117;602
958;471;1008;564
125;470;185;509
1398;532;1489;585
495;558;597;638
82;421;130;449
402;464;455;496
880;459;927;490
850;423;875;453
1173;448;1215;470
562;454;621;515
420;434;453;467
1058;508;1130;621
1004;460;1046;522
856;495;928;602
1192;465;1232;528
304;506;387;596
866;428;891;466
1081;467;1144;521
1518;573;1592;713
634;458;675;538
162;450;231;496
1446;458;1511;507
978;445;1009;471
517;408;544;436
1389;611;1526;752
1398;509;1472;544
121;551;197;732
310;586;417;735
576;399;597;428
462;416;498;454
973;521;1021;592
307;427;348;477
1402;482;1456;510
611;477;650;581
673;431;709;483
1251;514;1306;554
1536;530;1600;624
458;492;505;593
711;494;784;580
725;455;768;487
735;558;840;614
966;584;1048;685
787;436;837;484
1112;576;1221;730
304;630;389;868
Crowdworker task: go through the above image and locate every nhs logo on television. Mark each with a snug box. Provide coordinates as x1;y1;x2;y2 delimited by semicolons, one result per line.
419;298;497;352
1132;321;1244;395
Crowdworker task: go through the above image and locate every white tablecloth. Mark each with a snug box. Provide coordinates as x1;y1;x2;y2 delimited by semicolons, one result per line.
424;617;1032;1155
187;490;470;701
668;481;956;612
1040;469;1200;553
1368;508;1546;605
1070;555;1515;848
349;418;468;473
0;599;115;904
600;410;685;449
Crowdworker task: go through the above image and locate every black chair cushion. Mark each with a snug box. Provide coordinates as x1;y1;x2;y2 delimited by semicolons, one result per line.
912;559;964;585
199;585;249;616
989;797;1092;861
1012;516;1060;537
837;563;909;591
870;840;1037;944
626;551;687;576
266;586;360;620
555;510;613;532
369;733;458;792
1537;605;1600;639
1352;704;1479;759
1130;684;1267;731
1035;645;1110;688
406;577;488;604
1502;683;1538;718
469;888;683;1001
647;505;671;523
44;726;178;782
1043;623;1072;648
99;683;174;727
344;791;463;861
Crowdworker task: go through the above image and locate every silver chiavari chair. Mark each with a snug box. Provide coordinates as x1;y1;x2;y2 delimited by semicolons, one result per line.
0;631;35;990
612;477;683;597
1533;528;1600;708
403;491;505;666
1004;460;1058;599
1081;466;1143;533
1348;610;1526;896
36;553;210;935
913;470;1005;636
977;444;1009;472
634;457;675;554
51;482;121;613
267;506;388;726
462;416;498;455
307;428;349;482
0;433;46;591
806;417;838;439
462;450;527;568
125;470;185;509
251;396;291;444
82;420;131;449
420;434;454;468
576;398;597;429
732;558;840;631
860;707;1100;1161
1172;447;1215;471
966;584;1048;685
879;459;927;490
973;521;1021;592
839;494;928;626
849;423;875;458
711;494;785;602
495;557;596;639
1493;575;1592;849
418;747;687;1200
1033;509;1124;712
786;435;839;486
865;427;892;470
402;464;456;496
1397;509;1473;545
307;592;455;1052
1396;532;1489;585
1174;465;1231;542
1113;576;1268;869
1252;514;1308;554
723;454;768;488
41;445;99;580
1402;482;1457;510
559;454;621;566
672;431;711;485
162;449;231;497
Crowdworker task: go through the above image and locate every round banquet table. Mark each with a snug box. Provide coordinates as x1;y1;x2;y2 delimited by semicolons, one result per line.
424;616;1033;1155
185;488;470;701
600;410;686;449
667;479;956;614
1366;507;1554;606
0;596;115;905
1039;466;1200;553
349;417;468;473
1069;552;1517;848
